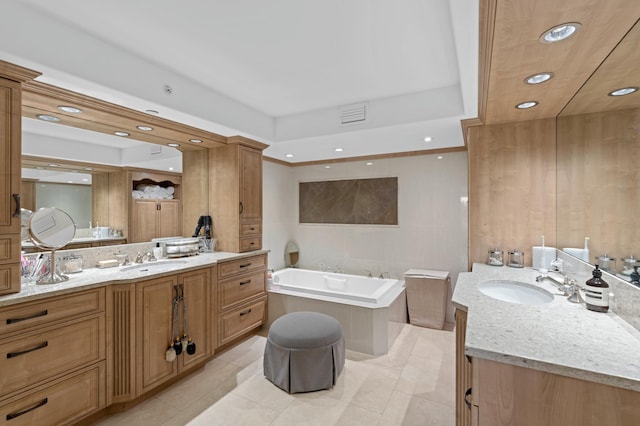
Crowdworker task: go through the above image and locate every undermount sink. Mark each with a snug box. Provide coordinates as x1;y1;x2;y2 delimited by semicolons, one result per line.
477;279;554;305
120;260;188;273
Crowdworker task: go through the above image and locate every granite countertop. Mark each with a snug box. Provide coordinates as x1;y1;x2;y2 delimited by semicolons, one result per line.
1;250;269;308
452;263;640;392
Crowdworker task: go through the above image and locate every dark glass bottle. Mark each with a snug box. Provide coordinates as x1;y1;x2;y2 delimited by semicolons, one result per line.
584;265;609;313
631;266;640;287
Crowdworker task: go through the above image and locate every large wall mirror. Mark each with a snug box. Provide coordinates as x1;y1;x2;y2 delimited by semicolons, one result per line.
557;19;640;276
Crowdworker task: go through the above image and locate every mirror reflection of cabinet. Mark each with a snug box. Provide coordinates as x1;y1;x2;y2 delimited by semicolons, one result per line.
129;171;182;243
0;63;39;295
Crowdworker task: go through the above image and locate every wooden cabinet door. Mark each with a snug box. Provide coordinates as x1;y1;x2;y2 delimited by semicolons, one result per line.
239;146;262;223
158;199;181;239
132;199;159;243
178;268;210;371
136;275;178;395
0;77;21;236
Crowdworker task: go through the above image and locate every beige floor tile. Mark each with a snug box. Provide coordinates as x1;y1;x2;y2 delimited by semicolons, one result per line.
94;325;457;426
335;403;382;425
187;393;280;426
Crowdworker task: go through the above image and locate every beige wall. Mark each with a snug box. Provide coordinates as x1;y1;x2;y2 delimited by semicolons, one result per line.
467;118;557;267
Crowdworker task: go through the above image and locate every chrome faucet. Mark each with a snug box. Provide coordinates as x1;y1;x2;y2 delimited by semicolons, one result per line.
134;252;145;264
146;251;157;262
536;270;574;296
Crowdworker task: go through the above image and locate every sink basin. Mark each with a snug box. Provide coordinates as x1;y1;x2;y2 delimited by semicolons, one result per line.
477;280;554;305
120;260;188;273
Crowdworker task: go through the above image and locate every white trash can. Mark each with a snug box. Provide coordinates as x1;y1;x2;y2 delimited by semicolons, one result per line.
404;269;450;329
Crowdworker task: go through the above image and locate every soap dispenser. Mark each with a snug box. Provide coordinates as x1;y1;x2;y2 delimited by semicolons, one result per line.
631;266;640;287
584;265;609;313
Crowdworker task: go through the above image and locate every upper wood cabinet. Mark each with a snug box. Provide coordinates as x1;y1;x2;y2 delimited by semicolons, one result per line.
128;170;182;243
0;62;40;296
209;137;267;253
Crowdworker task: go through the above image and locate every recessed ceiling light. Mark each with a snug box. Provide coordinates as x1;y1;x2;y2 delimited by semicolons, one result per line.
57;106;82;113
84;167;93;171
335;148;343;152
36;114;60;122
515;101;539;109
366;162;373;166
48;163;59;167
424;137;432;142
114;131;129;137
540;22;581;43
145;109;160;115
437;156;443;160
524;72;554;85
609;87;638;97
82;178;89;182
168;143;180;147
285;154;294;158
67;181;73;184
189;139;203;143
137;125;153;131
35;166;43;170
169;167;174;171
325;165;331;169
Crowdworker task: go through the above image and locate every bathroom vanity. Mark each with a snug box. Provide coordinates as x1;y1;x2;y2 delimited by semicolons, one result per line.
0;251;267;424
453;264;640;426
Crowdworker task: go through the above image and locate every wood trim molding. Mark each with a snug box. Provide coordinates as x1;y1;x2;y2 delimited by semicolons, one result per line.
0;60;41;82
460;117;484;147
226;135;269;151
477;0;497;124
22;154;122;174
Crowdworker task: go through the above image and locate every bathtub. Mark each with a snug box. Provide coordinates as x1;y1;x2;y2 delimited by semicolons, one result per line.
268;268;407;355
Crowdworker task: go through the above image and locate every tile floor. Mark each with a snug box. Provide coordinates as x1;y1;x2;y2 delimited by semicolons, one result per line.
93;323;455;426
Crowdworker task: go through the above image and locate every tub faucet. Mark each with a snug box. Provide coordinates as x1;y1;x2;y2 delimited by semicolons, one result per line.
365;270;373;278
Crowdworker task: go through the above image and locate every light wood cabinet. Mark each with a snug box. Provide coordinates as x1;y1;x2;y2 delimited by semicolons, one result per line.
130;199;182;243
210;137;267;253
216;253;267;347
455;309;473;426
135;268;211;395
0;288;106;422
0;63;39;296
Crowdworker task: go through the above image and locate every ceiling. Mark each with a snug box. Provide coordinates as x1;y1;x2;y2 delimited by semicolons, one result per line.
0;0;479;169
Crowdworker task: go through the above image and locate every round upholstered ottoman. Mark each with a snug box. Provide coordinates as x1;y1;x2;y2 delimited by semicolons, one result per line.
264;312;345;393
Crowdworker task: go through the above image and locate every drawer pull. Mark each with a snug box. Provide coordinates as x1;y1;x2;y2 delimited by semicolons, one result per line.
464;387;472;409
6;310;48;325
250;227;255;231
239;262;252;268
240;309;252;317
12;194;21;218
7;341;48;359
239;280;252;286
6;398;48;420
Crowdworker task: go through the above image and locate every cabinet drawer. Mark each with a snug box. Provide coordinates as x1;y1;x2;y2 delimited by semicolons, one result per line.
218;297;266;346
0;264;20;297
240;223;261;236
218;254;266;279
0;288;104;337
0;316;104;398
0;234;20;264
239;237;261;252
219;270;266;311
0;362;105;426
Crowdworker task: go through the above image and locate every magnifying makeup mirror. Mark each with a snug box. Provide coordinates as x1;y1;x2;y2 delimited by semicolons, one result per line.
26;207;76;284
285;241;299;268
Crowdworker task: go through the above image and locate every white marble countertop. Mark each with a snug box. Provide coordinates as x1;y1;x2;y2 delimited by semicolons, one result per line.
452;263;640;392
21;236;126;248
1;250;268;308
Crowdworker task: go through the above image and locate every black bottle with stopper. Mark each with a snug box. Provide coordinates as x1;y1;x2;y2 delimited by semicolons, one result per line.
584;265;609;313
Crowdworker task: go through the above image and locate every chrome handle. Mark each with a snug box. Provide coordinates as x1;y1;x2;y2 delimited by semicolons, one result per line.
12;194;20;218
7;310;48;324
6;398;48;420
7;341;48;359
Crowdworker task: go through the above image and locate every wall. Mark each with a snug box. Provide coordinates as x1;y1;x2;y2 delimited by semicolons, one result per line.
468;118;557;267
262;152;468;323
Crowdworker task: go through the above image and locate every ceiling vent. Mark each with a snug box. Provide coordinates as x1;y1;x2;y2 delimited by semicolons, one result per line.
150;145;162;155
339;103;367;125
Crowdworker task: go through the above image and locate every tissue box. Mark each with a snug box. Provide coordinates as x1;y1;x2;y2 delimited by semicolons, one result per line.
532;246;556;270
